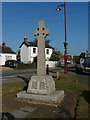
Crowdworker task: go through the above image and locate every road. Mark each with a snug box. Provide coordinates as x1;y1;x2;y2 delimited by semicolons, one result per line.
1;65;90;87
1;69;36;85
67;65;89;87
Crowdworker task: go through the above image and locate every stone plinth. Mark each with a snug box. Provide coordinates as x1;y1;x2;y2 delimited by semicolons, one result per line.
17;90;64;104
27;75;55;95
17;75;64;105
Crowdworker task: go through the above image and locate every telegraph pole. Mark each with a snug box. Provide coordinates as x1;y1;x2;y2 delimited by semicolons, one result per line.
56;0;68;74
64;0;68;74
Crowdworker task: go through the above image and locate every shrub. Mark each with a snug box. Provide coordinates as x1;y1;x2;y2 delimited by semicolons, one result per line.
16;62;36;69
60;74;69;81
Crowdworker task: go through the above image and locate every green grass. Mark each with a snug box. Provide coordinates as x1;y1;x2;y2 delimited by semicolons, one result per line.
55;74;89;118
25;113;47;119
55;74;88;95
76;96;88;118
2;82;26;95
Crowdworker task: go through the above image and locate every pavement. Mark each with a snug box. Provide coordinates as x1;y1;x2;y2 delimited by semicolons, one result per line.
1;106;37;119
12;106;37;119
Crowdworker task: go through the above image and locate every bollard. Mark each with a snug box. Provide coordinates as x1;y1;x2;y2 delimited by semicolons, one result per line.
46;64;49;75
56;71;59;80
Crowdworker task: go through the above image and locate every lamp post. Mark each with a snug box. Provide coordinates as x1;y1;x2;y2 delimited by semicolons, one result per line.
56;0;68;74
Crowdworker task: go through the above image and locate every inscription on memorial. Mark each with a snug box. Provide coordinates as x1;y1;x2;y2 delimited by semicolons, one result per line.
32;81;37;89
39;79;46;89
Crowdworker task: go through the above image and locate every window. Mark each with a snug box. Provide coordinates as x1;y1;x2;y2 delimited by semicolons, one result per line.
33;48;36;53
46;49;49;54
9;56;12;60
5;55;12;61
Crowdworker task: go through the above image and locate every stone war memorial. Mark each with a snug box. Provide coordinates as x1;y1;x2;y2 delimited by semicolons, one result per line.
17;20;64;105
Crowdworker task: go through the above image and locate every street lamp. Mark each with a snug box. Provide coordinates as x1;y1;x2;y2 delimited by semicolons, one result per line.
56;5;61;11
56;0;68;74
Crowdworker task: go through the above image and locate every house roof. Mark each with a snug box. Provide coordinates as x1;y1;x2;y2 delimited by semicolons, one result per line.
0;46;16;54
19;41;54;49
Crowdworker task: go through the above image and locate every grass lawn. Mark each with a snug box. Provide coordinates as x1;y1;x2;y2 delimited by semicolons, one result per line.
55;74;89;118
2;74;89;118
2;82;26;95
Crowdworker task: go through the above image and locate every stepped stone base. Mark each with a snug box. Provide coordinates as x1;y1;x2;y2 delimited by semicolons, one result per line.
17;90;64;104
17;75;64;105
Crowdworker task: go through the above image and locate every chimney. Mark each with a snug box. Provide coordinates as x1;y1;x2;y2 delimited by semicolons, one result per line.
2;42;6;48
24;36;27;42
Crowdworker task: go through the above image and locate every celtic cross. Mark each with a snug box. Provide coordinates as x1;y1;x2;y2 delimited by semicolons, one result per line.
34;20;49;76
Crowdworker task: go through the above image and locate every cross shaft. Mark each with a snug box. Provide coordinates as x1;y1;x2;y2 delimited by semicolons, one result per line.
34;20;49;76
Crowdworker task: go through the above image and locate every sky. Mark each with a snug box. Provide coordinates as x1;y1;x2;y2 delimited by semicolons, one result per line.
1;2;89;56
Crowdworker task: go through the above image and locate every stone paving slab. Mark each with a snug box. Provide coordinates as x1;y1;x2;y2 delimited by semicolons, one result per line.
12;110;29;118
20;106;37;112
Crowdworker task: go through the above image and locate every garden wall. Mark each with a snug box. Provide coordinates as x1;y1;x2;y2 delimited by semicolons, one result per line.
46;61;60;68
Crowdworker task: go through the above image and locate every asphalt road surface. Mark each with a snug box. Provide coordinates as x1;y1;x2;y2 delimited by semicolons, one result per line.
67;65;89;87
1;65;90;87
1;69;36;85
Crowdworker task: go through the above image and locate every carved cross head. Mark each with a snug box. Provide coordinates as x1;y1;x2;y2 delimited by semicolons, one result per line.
34;20;49;38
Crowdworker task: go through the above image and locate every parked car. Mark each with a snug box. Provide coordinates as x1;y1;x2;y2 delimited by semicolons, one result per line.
5;60;13;67
67;61;71;64
10;60;23;68
5;60;23;68
76;58;90;74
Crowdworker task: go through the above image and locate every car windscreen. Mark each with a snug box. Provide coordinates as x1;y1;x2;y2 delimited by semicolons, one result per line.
11;60;17;63
84;58;90;67
6;60;13;63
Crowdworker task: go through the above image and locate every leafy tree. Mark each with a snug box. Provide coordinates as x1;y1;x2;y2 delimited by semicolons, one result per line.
6;47;12;51
67;55;71;61
79;52;85;58
17;50;20;58
73;56;80;62
32;38;51;45
45;39;51;45
49;51;60;61
33;38;37;43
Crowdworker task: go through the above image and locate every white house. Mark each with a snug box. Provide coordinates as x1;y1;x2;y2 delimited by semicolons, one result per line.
0;42;16;65
20;36;54;64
